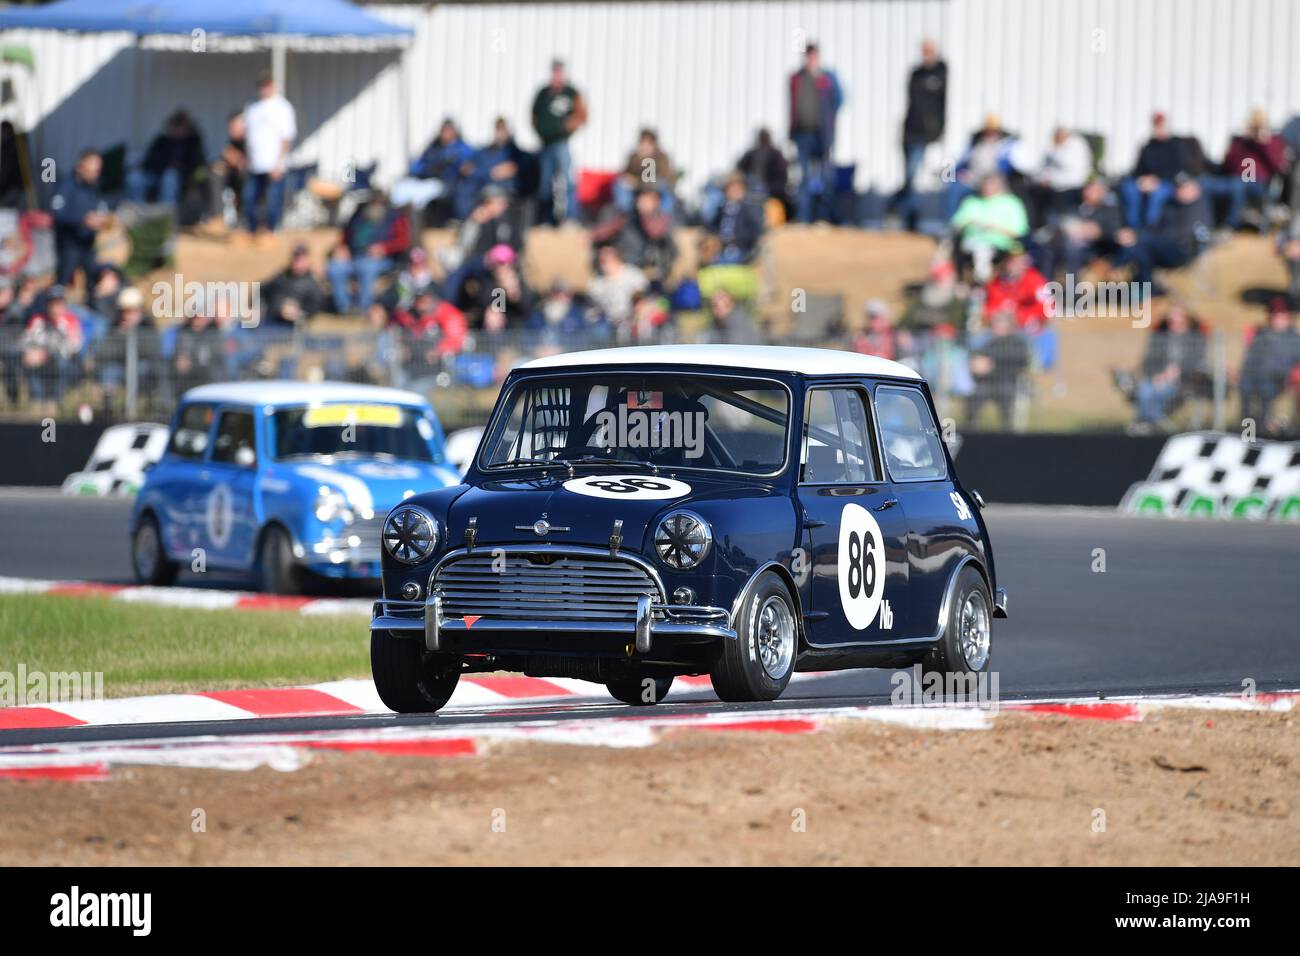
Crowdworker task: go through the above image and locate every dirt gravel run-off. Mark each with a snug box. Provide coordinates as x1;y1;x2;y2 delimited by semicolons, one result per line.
1;708;1295;865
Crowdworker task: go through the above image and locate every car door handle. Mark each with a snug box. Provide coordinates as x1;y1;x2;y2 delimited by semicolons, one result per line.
873;497;899;512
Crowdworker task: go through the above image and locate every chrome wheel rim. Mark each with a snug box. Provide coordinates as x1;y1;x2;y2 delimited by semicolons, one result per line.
755;595;795;679
134;524;159;579
959;590;991;670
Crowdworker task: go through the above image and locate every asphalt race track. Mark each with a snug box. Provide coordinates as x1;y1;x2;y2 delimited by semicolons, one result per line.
1;489;1296;747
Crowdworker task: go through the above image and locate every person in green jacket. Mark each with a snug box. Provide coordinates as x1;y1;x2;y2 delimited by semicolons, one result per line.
531;58;588;225
951;174;1029;280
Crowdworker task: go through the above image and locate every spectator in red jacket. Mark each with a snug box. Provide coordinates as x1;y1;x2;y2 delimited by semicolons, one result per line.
788;42;844;223
1203;109;1289;231
327;191;411;314
393;287;468;357
985;249;1051;329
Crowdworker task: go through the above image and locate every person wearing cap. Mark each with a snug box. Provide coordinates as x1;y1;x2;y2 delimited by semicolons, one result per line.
788;42;844;223
946;114;1018;218
1205;108;1288;231
1120;112;1188;228
20;285;84;409
531;58;587;225
327;192;411;314
852;300;900;360
94;286;162;406
263;243;330;325
50;149;110;290
477;245;536;334
1238;300;1300;433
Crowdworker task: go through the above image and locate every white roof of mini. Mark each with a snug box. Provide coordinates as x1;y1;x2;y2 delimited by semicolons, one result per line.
182;381;430;407
520;345;922;380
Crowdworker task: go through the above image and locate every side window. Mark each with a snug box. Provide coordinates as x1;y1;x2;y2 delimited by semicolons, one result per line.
801;388;878;484
875;387;947;481
212;410;257;467
169;403;214;460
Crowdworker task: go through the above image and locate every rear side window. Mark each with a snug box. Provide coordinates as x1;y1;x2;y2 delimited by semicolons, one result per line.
169;403;214;460
875;387;947;481
212;410;257;467
801;388;878;483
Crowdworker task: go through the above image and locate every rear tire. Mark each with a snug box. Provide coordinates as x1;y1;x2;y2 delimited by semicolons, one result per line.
131;514;179;586
922;566;993;679
606;674;674;706
257;525;302;594
370;631;462;713
710;571;797;702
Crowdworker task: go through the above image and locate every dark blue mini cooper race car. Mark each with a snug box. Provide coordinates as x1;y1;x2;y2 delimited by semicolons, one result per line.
370;345;1007;711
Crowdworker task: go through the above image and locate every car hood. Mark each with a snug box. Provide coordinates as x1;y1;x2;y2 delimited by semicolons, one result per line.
269;457;460;515
447;470;780;550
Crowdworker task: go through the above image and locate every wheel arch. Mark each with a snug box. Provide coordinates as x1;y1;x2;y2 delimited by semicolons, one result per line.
730;560;808;647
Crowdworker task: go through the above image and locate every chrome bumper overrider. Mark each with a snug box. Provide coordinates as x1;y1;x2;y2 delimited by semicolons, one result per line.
371;597;737;652
994;587;1009;618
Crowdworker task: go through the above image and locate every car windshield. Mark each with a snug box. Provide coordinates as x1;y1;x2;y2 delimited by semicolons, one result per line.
272;404;441;463
481;373;789;476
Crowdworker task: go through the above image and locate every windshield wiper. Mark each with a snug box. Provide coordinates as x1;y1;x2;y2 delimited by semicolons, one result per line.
572;455;660;476
495;457;575;476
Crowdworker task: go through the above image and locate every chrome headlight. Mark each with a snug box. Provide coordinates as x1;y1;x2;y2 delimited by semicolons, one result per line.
653;511;712;570
314;486;353;524
383;506;438;564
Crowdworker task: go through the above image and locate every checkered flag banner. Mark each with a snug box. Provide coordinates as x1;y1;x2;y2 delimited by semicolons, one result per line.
60;423;169;497
1121;432;1300;520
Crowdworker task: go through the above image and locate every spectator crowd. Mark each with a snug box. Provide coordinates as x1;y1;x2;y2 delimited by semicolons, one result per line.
3;42;1300;434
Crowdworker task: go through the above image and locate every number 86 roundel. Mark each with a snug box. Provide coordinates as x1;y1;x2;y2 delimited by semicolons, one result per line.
837;503;887;630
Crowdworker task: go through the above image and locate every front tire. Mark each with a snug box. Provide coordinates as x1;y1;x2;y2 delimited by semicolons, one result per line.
922;566;993;678
370;631;462;713
606;674;674;706
257;525;302;594
131;514;179;586
710;571;797;702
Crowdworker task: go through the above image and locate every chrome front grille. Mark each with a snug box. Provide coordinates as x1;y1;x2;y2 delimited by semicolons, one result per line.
433;550;663;622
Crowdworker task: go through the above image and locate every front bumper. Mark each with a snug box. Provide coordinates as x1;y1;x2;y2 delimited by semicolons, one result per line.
371;596;737;654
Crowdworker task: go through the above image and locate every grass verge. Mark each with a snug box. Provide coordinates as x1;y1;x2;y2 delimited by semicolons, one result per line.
0;594;370;698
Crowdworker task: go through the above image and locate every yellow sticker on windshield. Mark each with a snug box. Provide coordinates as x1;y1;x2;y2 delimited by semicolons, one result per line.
302;405;403;428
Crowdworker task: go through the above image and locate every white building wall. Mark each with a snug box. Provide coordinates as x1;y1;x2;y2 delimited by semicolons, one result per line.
7;0;1298;201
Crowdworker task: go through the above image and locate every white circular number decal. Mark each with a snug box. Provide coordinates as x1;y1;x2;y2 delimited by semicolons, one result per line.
838;503;886;630
562;474;692;500
205;483;233;549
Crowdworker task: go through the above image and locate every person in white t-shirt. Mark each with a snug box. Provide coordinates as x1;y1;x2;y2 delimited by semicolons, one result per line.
242;71;297;237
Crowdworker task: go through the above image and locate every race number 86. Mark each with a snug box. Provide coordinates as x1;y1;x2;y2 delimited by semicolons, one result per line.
837;503;886;630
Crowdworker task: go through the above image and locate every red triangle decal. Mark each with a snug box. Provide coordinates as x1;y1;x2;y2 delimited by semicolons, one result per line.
463;615;481;628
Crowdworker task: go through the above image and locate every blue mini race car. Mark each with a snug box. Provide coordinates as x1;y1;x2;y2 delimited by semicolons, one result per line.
370;346;1007;710
130;382;460;592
